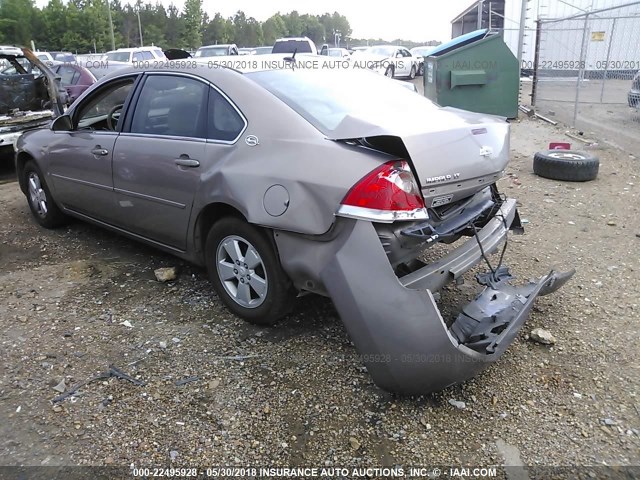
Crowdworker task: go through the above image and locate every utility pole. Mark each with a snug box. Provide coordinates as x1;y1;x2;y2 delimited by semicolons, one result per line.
137;9;144;46
477;0;484;29
516;0;529;69
106;0;116;50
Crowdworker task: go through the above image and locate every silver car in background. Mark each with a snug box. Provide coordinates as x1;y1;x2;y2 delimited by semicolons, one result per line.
15;65;573;394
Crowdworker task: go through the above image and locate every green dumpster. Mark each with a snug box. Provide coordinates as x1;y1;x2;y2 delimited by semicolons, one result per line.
423;29;519;118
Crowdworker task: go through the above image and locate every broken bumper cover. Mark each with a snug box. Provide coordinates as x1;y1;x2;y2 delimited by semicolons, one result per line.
317;199;574;394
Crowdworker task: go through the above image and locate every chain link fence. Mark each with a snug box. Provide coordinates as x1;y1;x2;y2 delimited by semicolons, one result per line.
532;1;640;154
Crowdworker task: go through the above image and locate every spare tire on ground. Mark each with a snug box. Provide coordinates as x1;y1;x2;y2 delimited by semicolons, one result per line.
533;150;599;182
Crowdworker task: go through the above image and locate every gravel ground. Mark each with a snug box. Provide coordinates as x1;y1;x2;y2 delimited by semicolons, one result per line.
0;115;639;474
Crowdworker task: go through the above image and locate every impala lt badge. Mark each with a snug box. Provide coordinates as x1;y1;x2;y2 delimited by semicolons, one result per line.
424;173;461;184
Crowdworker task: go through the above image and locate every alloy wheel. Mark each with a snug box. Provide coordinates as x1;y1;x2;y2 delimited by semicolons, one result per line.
28;171;48;217
216;235;268;308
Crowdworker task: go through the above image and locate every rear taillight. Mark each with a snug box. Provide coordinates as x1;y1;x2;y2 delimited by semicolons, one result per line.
337;160;428;222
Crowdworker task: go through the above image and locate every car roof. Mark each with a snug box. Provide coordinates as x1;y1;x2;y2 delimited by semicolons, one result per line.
107;47;160;53
199;44;234;48
275;37;312;42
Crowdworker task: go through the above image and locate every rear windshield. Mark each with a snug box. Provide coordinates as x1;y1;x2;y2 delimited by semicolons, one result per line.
246;69;435;134
195;47;229;57
272;40;313;54
105;52;131;62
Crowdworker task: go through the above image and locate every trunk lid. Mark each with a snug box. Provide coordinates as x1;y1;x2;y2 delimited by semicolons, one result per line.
328;106;510;207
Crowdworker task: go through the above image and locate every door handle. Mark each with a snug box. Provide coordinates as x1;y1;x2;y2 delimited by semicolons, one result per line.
174;157;200;168
91;147;109;156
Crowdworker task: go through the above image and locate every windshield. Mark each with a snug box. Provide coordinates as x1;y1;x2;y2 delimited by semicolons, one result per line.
366;46;396;57
327;49;345;57
104;52;131;62
195;47;228;57
247;69;437;134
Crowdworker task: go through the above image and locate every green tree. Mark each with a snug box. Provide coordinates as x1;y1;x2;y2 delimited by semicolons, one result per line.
181;0;202;49
165;3;184;48
0;0;35;46
202;12;233;45
231;10;262;47
300;14;325;45
262;13;287;46
283;10;302;37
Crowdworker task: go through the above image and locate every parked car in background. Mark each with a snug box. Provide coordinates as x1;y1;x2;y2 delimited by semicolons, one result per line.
238;46;274;55
272;37;317;55
352;45;419;79
49;61;97;104
629;71;640;108
195;44;239;57
410;46;435;76
103;47;166;63
35;51;76;64
252;46;273;55
0;47;66;155
0;45;22;56
164;48;192;60
86;47;167;79
14;65;572;394
325;47;351;58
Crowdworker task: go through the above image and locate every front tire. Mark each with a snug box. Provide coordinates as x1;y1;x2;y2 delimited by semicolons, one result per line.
409;65;416;79
23;160;67;228
384;65;395;78
205;217;294;325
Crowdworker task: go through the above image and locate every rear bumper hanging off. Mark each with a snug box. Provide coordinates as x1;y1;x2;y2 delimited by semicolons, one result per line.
276;198;574;394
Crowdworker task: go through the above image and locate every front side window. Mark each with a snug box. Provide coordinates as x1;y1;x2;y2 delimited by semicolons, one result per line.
76;78;135;130
130;75;208;138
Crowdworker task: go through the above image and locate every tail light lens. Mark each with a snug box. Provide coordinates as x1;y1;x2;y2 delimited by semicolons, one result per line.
337;160;428;222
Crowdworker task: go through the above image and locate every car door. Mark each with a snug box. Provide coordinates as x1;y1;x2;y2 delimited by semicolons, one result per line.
47;75;138;223
111;73;210;250
401;48;415;75
392;49;407;76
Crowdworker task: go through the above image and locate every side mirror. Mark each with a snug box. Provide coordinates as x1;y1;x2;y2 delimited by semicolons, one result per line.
51;114;72;132
320;44;328;56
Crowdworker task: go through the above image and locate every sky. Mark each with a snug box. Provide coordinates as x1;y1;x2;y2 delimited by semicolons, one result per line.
197;1;474;42
33;0;475;43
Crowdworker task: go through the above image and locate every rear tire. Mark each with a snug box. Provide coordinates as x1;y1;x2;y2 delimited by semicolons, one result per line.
205;217;295;325
409;65;416;80
533;150;599;182
22;160;67;228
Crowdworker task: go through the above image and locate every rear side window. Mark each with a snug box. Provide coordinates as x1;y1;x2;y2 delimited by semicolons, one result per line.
130;75;208;138
207;88;245;142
